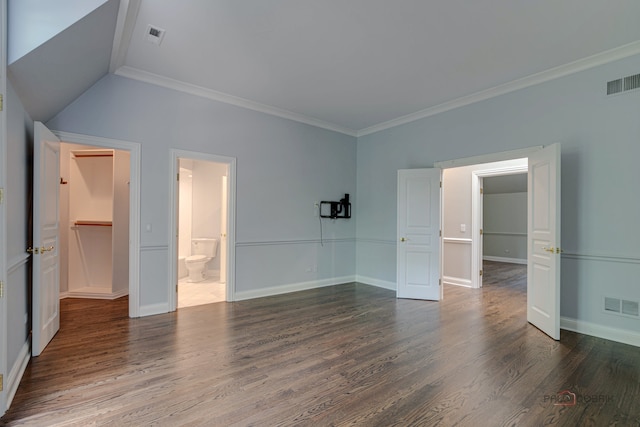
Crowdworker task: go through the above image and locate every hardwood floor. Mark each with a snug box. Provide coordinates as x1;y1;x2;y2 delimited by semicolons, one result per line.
2;262;639;426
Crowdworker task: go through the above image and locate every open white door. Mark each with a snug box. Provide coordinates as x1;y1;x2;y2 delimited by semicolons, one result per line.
527;144;561;340
31;122;61;356
397;169;441;300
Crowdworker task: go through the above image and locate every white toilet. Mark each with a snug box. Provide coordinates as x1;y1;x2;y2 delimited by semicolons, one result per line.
185;238;218;282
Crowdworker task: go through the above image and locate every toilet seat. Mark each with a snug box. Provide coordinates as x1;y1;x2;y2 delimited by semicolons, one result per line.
185;255;207;262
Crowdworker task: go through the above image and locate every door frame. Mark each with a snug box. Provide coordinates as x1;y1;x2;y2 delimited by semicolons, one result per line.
471;162;528;288
0;0;7;414
53;131;141;317
168;149;236;310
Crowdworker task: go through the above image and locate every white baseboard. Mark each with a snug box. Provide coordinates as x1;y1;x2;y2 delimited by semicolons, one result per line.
355;275;396;291
235;275;356;301
6;341;30;410
65;288;129;300
139;303;170;317
442;275;473;288
483;256;527;265
561;317;640;348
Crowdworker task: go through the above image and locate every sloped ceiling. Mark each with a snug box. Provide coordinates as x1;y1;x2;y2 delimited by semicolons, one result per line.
7;0;119;123
9;0;640;134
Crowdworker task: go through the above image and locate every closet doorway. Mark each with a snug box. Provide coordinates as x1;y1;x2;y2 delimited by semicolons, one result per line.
59;143;130;300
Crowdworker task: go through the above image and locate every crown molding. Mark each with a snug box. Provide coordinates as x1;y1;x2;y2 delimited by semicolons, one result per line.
114;66;358;137
357;40;640;137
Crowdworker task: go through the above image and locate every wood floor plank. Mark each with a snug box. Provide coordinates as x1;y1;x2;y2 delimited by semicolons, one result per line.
2;262;639;426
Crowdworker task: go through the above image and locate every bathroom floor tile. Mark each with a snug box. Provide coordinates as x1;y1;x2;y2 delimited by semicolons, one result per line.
177;278;226;308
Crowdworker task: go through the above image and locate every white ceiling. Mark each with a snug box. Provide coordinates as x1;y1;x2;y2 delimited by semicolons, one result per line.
9;0;640;134
112;0;640;135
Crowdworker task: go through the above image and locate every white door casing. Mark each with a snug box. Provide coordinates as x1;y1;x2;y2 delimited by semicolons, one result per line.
397;168;441;300
220;175;228;284
527;143;561;340
32;122;61;356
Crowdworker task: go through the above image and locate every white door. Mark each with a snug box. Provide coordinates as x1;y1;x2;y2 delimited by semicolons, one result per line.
527;144;561;340
397;169;441;300
32;122;61;356
220;175;228;284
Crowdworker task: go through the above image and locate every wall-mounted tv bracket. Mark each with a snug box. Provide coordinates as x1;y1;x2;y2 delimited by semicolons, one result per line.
320;193;351;219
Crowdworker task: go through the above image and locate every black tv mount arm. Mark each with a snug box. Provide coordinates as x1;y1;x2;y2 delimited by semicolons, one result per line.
320;194;351;219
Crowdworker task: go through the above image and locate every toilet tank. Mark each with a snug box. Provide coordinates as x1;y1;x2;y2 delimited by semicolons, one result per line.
191;238;218;257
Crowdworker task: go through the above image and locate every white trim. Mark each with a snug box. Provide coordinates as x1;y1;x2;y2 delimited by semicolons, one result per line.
435;148;538;170
169;149;237;310
561;252;640;265
139;302;170;317
108;0;140;73
140;245;169;252
65;288;129;300
483;256;527;265
470;160;529;289
357;41;640;137
115;66;358;137
5;341;29;410
0;0;8;416
236;238;355;247
483;231;527;236
7;254;29;274
442;276;473;288
52;131;141;318
561;317;640;348
356;238;396;246
355;275;396;291
442;237;472;244
235;276;355;301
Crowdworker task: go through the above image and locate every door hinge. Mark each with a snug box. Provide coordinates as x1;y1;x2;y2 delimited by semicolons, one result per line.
177;173;180;181
440;181;442;188
0;188;4;204
439;230;442;237
480;187;483;194
0;94;3;112
0;280;4;298
479;270;483;276
439;279;441;286
480;229;483;235
0;374;3;391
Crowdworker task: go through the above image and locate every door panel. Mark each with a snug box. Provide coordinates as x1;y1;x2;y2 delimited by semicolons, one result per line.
527;144;561;340
32;122;61;356
397;169;441;300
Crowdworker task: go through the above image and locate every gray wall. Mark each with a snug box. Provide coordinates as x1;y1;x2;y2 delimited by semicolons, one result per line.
483;192;527;262
356;53;640;337
5;78;32;386
47;74;357;307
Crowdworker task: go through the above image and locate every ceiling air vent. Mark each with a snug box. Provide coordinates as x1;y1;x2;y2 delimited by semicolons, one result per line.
145;24;166;45
607;73;640;95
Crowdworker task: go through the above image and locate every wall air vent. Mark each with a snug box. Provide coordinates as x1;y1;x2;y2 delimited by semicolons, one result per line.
622;300;640;317
604;296;621;313
604;296;640;318
607;73;640;95
607;79;623;95
145;24;166;46
624;73;640;92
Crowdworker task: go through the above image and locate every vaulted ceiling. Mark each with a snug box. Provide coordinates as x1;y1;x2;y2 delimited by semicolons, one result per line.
9;0;640;136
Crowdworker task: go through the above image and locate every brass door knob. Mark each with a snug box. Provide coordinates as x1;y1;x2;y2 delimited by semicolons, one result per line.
27;247;39;254
40;246;55;253
400;237;406;242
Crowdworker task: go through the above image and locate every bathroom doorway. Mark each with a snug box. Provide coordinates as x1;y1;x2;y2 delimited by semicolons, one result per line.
169;151;236;309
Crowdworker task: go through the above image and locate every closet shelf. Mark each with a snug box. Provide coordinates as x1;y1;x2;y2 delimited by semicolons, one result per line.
74;220;112;227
